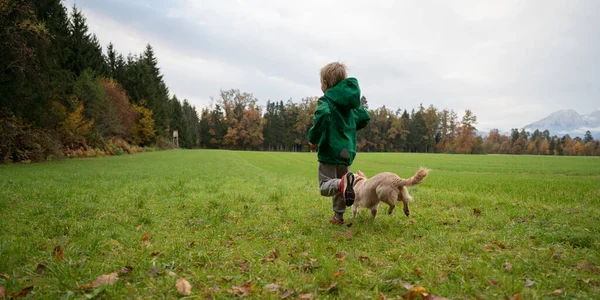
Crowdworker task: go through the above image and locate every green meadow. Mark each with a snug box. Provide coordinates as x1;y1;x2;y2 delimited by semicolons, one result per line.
1;150;599;299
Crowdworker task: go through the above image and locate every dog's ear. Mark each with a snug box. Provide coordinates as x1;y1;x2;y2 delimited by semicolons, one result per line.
357;170;365;177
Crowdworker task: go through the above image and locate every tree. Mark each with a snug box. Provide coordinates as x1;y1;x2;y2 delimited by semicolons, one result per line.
131;102;156;146
68;6;106;76
584;131;594;143
455;109;477;154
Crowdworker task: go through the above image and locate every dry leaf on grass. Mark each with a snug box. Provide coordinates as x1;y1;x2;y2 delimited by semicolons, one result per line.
168;271;177;277
118;266;133;275
473;208;481;216
142;232;151;241
281;289;294;298
230;283;253;297
176;278;192;295
92;272;118;288
504;261;513;271
524;279;535;287
263;283;280;293
239;261;249;272
0;274;8;279
54;245;63;262
0;286;6;300
318;282;337;292
546;289;563;295
298;293;313;299
136;225;142;231
11;286;33;298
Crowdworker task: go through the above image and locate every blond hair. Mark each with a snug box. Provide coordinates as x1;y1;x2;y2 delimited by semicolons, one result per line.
320;62;347;89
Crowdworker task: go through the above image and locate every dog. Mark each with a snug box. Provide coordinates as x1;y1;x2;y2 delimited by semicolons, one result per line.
351;168;429;219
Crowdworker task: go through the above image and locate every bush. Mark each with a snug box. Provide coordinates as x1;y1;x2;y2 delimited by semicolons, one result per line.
0;111;63;163
155;136;175;150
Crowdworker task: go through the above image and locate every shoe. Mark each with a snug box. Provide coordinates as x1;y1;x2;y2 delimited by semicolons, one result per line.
338;172;355;207
329;217;344;225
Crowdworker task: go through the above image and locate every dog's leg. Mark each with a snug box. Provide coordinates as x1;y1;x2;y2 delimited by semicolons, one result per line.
352;204;358;218
388;204;395;215
370;208;378;219
400;187;412;217
402;201;410;216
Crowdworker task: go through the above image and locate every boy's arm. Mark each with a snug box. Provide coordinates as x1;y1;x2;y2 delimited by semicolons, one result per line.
355;106;371;131
308;99;331;145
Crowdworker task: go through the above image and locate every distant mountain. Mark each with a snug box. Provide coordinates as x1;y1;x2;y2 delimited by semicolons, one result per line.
523;109;600;139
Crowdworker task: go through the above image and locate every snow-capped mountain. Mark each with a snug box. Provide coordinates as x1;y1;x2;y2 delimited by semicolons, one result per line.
523;109;600;138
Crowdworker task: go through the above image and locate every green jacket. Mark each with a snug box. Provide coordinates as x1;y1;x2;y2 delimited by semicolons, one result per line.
308;78;370;166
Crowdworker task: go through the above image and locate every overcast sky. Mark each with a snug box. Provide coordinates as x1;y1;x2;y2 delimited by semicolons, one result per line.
66;0;599;132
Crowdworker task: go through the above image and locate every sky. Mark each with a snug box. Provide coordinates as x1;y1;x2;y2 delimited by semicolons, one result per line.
65;0;599;132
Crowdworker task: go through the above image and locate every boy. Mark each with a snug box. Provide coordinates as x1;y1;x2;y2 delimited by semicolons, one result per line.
308;62;371;224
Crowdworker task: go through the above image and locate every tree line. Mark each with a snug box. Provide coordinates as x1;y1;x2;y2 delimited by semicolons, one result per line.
1;1;598;164
1;0;200;162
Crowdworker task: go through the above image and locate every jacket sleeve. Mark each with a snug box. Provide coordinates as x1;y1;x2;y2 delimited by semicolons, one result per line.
355;106;371;131
308;99;331;145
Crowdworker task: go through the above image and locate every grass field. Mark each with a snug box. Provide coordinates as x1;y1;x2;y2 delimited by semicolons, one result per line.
1;150;599;299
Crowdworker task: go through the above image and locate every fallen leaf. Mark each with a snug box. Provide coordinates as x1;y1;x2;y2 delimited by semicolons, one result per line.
168;271;177;277
136;225;143;231
581;279;599;286
333;271;342;277
504;261;513;271
509;294;522;300
0;274;9;279
524;279;535;287
414;268;423;278
401;280;414;290
305;242;311;247
359;256;369;262
36;264;47;275
92;272;118;288
298;293;313;299
239;261;249;272
142;232;151;241
425;294;450;300
0;286;5;300
118;266;133;275
221;276;233;282
345;222;353;227
488;280;499;286
300;251;309;257
335;250;348;261
309;258;318;263
151;251;160;257
147;267;162;277
176;278;192;295
263;283;280;293
546;289;563;295
577;261;599;273
402;286;427;300
11;286;33;298
54;245;63;262
473;208;481;216
492;241;507;249
280;289;294;298
225;241;232;248
78;284;93;290
318;281;338;292
231;283;253;296
345;231;353;239
188;241;196;248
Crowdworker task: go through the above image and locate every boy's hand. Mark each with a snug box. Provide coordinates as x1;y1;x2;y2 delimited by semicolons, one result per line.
309;142;317;150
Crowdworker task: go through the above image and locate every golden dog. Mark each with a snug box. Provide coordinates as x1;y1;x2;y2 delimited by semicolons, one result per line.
352;168;428;219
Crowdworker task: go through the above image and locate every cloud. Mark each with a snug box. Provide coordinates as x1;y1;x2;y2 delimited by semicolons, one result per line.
67;0;600;131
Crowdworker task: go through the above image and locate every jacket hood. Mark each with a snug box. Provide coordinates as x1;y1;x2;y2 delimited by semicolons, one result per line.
324;77;361;111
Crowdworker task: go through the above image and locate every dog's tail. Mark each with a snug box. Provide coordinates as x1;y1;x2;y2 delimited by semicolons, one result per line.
394;167;429;187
